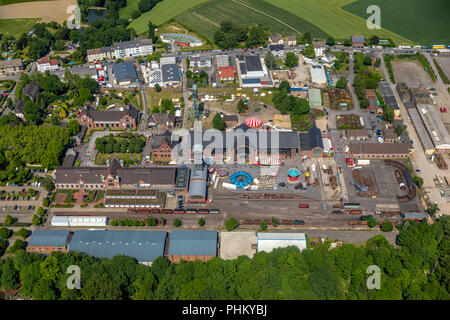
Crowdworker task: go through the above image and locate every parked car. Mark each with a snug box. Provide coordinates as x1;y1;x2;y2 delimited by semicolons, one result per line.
293;220;305;225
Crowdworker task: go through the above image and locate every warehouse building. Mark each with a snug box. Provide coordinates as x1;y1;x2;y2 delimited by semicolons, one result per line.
168;230;218;262
27;230;72;255
112;61;138;86
379;82;400;117
349;142;413;159
238;55;270;87
51;216;108;227
299;126;324;158
68;230;167;266
257;232;307;253
415;103;450;153
188;165;208;203
77;104;139;130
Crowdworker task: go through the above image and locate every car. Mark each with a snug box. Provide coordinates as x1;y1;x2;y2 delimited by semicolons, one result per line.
294;183;303;189
28;205;32;210
17;206;21;211
410;140;413;144
13;205;17;210
372;125;376;130
279;182;286;187
293;220;305;225
370;111;375;114
6;197;10;201
2;205;6;211
11;191;14;195
415;169;421;173
376;129;381;136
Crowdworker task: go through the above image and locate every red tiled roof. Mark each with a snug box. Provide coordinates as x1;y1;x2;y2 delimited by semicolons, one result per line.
217;66;234;79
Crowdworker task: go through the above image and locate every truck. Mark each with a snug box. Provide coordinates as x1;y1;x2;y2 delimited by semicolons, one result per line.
298;203;309;208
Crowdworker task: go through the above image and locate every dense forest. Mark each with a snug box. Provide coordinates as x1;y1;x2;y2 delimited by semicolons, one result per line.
0;218;448;300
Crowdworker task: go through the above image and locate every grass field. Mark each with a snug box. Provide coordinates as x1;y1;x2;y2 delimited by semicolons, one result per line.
0;18;39;38
0;0;48;5
343;0;450;45
119;0;140;20
174;0;329;42
129;0;210;34
263;0;413;44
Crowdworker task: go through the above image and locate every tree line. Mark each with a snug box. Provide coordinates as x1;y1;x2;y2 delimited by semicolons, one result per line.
0;217;448;299
213;21;268;50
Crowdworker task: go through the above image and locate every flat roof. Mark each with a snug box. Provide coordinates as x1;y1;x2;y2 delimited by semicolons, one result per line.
257;232;306;240
349;142;412;154
406;107;435;152
69;230;167;263
416;103;450;149
308;88;322;106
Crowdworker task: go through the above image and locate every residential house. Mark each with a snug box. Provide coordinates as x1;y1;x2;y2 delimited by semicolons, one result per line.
351;35;365;47
286;36;297;46
268;34;283;45
36;57;59;72
268;44;285;57
0;59;23;76
151;130;174;160
216;66;235;82
148;112;176;129
22;82;40;102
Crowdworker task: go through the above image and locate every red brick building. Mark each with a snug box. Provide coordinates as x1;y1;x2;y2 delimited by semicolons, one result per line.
27;230;71;255
167;230;218;263
216;66;235;82
151;130;174;160
77;104;139;130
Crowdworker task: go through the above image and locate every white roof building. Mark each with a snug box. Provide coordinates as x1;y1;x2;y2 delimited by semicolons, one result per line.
257;232;307;253
310;65;327;85
51;215;108;227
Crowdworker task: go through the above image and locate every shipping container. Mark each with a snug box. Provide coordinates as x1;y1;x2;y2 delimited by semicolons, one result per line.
298;203;310;208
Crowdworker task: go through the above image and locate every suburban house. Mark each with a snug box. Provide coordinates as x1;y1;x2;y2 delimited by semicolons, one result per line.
268;44;285;57
112;61;138;86
151;130;174;160
379;82;400;117
27;230;72;255
351;35;365;47
299;126;324;158
148;112;176;129
77;104;139;129
268;34;283;45
0;59;23;76
13;100;25;119
216;66;235;82
286;36;297;46
86;37;153;62
349;142;413;159
167;230;218;263
36;57;59;72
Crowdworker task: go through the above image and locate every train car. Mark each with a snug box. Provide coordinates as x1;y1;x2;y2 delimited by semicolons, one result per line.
151;208;160;214
127;208;137;214
137;208;150;214
161;209;173;214
298;203;309;208
174;209;185;214
343;202;360;209
209;209;220;214
186;208;198;214
198;209;209;214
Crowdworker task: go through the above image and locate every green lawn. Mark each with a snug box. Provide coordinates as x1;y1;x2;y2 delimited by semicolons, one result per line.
263;0;412;44
0;18;39;38
95;152;142;165
343;0;450;45
129;0;210;34
119;0;140;20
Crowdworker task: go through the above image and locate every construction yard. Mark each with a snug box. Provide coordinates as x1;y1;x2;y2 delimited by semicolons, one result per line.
392;60;435;88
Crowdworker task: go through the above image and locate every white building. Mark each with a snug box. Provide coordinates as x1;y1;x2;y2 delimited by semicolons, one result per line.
114;37;153;59
190;56;212;68
310;64;327;85
36;57;59;72
257;233;307;253
51;215;108;227
238;55;270;87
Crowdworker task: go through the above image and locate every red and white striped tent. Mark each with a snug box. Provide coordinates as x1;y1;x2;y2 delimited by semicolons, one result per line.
245;116;262;128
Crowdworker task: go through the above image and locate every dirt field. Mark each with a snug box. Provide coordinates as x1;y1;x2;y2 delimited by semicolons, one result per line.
0;0;76;23
220;231;256;259
392;60;434;88
435;56;450;81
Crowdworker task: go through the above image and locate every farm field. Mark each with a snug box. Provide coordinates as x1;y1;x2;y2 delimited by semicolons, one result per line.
129;0;210;34
0;18;40;38
0;0;48;4
343;0;450;45
0;0;75;23
119;0;140;20
175;0;329;42
263;0;412;44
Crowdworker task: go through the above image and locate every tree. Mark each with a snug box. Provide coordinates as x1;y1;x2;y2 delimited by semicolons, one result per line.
0;227;12;239
8;239;25;253
3;214;13;226
271;217;278;227
371;35;380;45
41;176;55;192
259;221;267;231
303;44;315;59
173;218;182;228
264;51;277;70
237;100;247;113
145;216;158;226
344;39;352;46
285;52;299;68
412;175;424;188
426;203;439;217
198;218;205;227
67;119;80;136
368;217;377;228
14;228;29;239
225;218;238;231
212;113;226;131
326;36;335;46
42;197;50;207
395;124;405;136
381;221;394;232
32;215;42;226
81;273;122;300
335;77;348;89
303;32;312;44
279;80;291;92
154;83;161;92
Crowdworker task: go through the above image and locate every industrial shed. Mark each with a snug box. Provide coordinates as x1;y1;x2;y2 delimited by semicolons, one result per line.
168;230;218;263
188;165;208;203
257;232;307;253
51;215;108;227
27;230;72;255
68;230;167;266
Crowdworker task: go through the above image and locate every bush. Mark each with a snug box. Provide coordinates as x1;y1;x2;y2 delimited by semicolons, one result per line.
145;216;158;226
198;218;205;227
368;217;377;228
173;218;182;228
3;215;13;226
381;221;394;232
259;221;268;231
0;227;12;239
225;218;238;231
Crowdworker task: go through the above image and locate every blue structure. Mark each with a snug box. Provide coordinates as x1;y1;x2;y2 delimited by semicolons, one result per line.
230;171;253;188
168;230;218;261
326;70;333;87
68;230;167;265
351;175;368;192
28;230;71;248
290;87;308;91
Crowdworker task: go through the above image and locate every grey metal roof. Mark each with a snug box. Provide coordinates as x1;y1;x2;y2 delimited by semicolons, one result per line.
299;126;323;151
245;55;263;72
161;63;180;83
112;61;138;82
68;230;167;263
269;44;284;51
188;165;207;198
168;230;217;256
28;230;71;247
402;212;428;219
379;82;400;110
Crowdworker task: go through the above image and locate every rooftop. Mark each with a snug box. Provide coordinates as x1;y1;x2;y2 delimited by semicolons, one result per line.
113;61;138;82
161;63;180;83
299;126;323;151
28;230;71;247
349;142;412;154
168;230;218;256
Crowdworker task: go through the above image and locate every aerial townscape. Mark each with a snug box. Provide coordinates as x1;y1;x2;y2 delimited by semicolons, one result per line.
0;0;448;303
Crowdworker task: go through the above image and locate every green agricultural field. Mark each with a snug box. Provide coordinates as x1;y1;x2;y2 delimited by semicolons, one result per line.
343;0;450;45
0;18;39;38
175;0;328;41
129;0;210;34
0;0;49;5
263;0;412;44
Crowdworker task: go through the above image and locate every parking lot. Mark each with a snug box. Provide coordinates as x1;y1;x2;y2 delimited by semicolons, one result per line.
0;187;44;217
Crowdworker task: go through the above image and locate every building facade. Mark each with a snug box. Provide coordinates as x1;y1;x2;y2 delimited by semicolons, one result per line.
0;59;23;76
77;104;139;129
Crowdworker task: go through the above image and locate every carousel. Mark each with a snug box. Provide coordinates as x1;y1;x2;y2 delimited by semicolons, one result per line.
287;168;300;182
